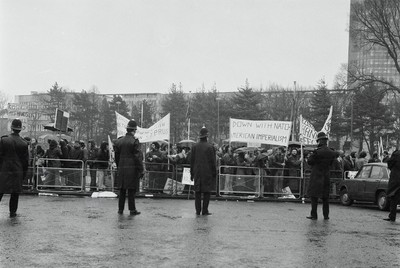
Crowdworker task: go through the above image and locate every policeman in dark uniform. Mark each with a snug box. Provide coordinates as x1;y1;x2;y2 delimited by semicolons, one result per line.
0;119;29;218
190;127;217;215
114;120;144;215
306;132;337;220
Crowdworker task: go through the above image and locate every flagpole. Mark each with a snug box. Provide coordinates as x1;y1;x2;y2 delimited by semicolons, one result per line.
291;81;297;141
187;91;191;140
188;118;190;140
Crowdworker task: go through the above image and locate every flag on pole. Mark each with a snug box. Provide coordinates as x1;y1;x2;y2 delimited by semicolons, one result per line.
185;97;191;120
108;135;115;163
299;106;333;145
379;136;384;160
320;106;333;137
55;108;70;132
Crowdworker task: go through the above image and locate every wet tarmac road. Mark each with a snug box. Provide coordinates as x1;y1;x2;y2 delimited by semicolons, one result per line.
0;195;399;268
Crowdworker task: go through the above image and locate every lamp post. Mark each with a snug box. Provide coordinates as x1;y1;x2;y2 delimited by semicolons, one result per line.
116;101;121;113
141;99;144;127
216;97;221;144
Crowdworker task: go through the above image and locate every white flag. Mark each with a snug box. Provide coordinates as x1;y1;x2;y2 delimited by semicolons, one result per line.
320;106;333;137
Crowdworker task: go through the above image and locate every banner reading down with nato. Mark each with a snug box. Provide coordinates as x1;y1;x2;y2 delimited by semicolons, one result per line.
229;118;292;147
115;112;170;143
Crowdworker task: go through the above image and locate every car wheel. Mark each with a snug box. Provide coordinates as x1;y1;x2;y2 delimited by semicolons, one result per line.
377;191;389;211
340;188;353;206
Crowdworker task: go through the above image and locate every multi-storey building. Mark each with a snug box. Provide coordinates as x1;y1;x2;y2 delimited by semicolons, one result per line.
348;0;400;88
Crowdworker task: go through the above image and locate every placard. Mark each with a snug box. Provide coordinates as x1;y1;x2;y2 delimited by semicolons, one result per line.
181;167;194;185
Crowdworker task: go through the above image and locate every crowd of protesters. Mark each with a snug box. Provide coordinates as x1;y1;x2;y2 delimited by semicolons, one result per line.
20;131;393;196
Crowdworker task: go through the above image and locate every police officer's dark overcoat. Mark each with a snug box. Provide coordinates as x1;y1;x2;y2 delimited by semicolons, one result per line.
0;133;29;193
190;140;217;193
114;133;144;190
387;150;400;197
306;144;337;198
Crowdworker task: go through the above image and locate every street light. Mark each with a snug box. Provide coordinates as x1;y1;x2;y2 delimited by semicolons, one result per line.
116;101;121;113
216;97;221;144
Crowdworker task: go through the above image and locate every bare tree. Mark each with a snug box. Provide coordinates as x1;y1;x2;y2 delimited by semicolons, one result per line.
0;91;10;117
349;0;400;92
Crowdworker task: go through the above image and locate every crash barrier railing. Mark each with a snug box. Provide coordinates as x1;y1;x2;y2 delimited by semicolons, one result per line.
259;167;301;199
35;158;84;191
218;165;261;197
142;162;175;194
85;160;116;192
172;164;208;197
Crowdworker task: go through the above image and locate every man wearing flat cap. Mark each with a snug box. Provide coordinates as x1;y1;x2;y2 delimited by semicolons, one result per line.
114;120;144;216
190;127;217;215
306;132;337;220
0;119;29;218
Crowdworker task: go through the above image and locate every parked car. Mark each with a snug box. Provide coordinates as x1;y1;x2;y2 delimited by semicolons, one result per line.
338;162;390;211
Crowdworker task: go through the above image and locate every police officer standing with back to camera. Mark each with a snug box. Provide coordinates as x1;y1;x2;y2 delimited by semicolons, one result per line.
114;120;144;216
0;119;29;218
190;127;217;216
306;131;337;220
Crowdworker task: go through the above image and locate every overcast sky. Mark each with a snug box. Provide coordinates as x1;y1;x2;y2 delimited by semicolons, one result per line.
1;0;350;98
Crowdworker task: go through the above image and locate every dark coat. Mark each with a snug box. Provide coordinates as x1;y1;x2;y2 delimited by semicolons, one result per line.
190;139;217;193
114;133;144;190
387;150;400;197
67;147;84;168
96;149;110;169
307;144;337;198
0;133;29;193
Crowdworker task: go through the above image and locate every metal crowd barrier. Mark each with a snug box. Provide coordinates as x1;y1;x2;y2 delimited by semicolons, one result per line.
260;167;301;199
218;165;261;197
24;158;351;199
35;158;84;192
142;162;174;194
173;164;198;197
85;160;115;192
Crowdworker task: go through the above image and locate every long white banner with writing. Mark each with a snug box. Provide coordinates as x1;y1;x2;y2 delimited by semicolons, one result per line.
116;112;170;142
229;118;292;146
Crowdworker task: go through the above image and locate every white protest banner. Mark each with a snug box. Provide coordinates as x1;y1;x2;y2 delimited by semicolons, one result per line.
299;106;333;145
115;112;170;143
116;112;131;138
320;106;333;137
299;115;318;145
115;112;147;140
229;118;292;146
181;167;194;185
140;113;170;143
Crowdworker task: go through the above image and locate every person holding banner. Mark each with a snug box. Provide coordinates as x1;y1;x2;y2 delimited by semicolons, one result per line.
190;127;217;216
306;132;337;220
114;120;144;216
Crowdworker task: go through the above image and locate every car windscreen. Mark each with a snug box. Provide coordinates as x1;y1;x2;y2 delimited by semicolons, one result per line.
370;166;383;179
355;165;372;178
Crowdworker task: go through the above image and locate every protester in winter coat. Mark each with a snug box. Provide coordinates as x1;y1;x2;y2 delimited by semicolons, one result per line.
96;141;110;190
44;139;63;185
355;151;368;170
66;141;85;187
